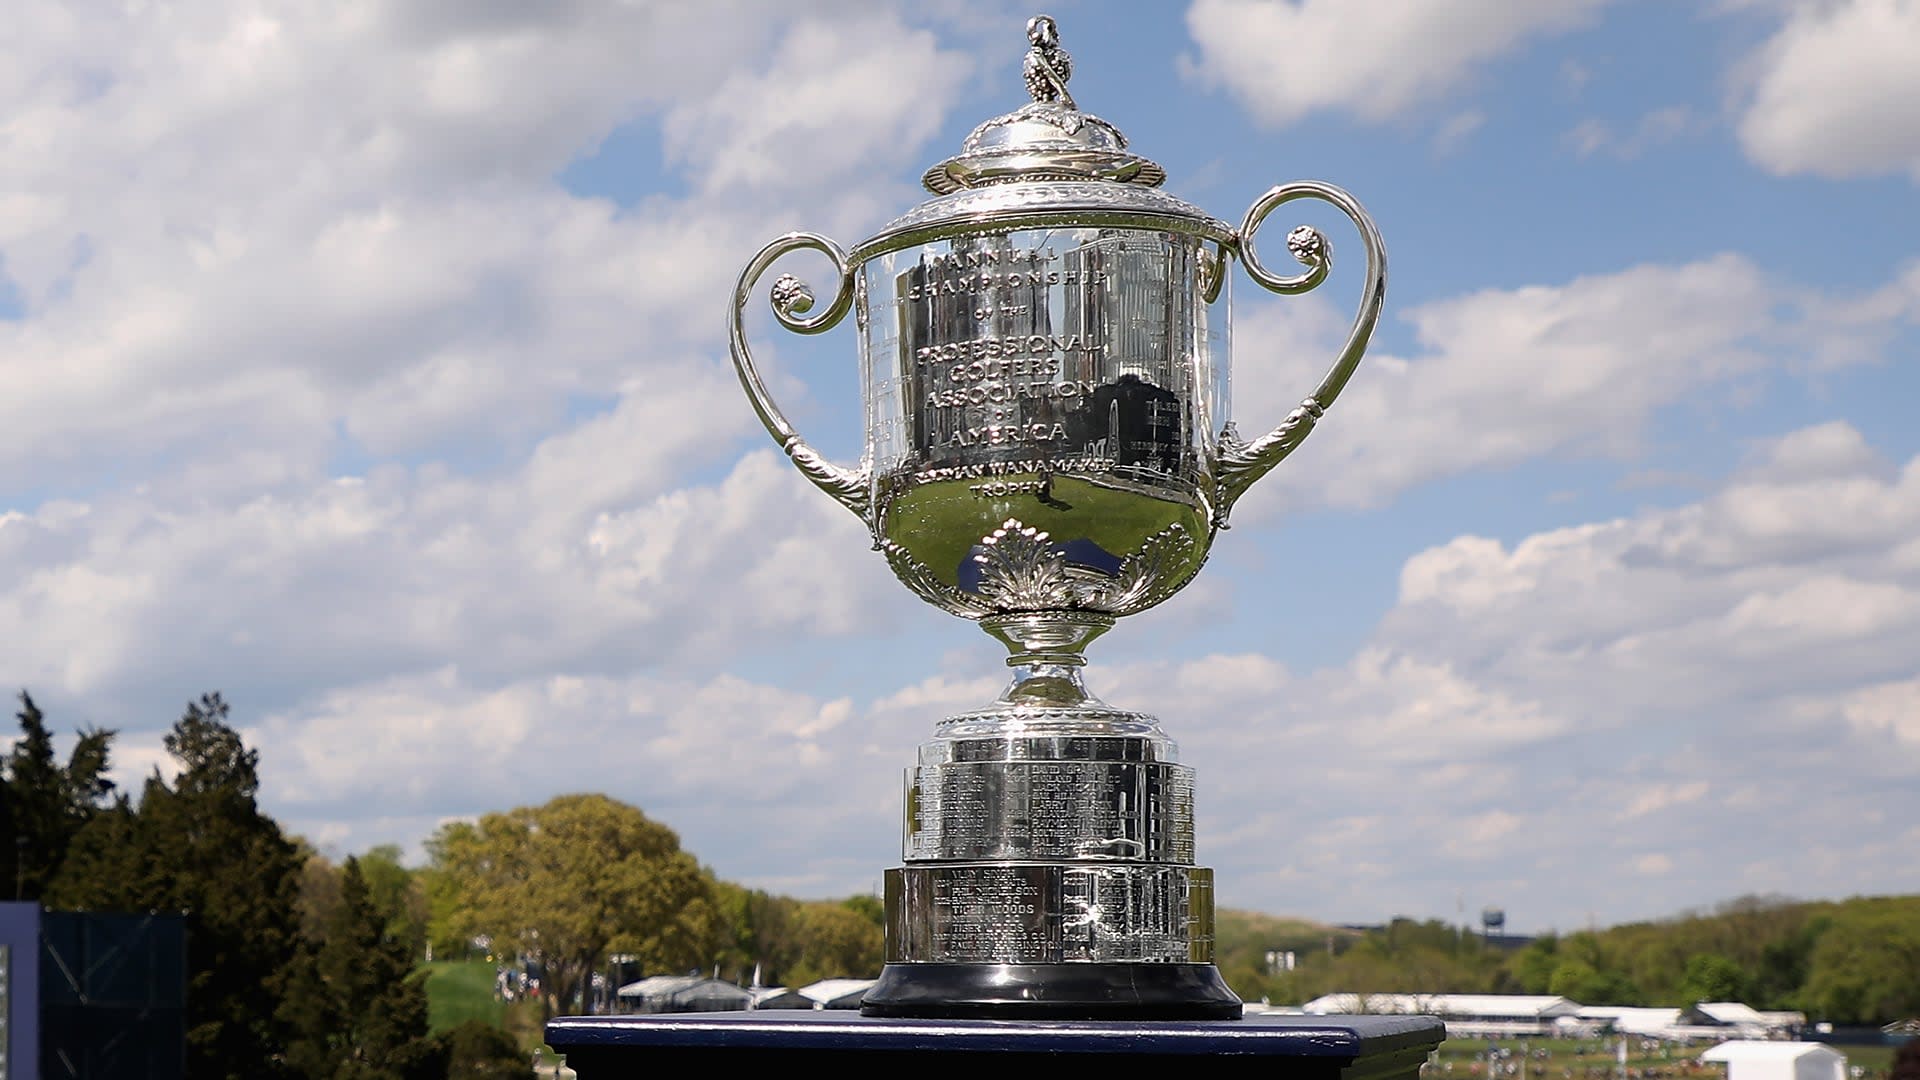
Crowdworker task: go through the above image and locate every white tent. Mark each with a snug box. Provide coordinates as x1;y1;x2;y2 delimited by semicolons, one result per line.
798;978;878;1010
1700;1041;1846;1080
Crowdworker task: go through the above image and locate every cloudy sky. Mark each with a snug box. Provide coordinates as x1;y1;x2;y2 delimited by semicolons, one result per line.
4;0;1918;936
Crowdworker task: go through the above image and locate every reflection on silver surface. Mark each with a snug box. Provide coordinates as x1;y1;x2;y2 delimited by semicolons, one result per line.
863;226;1222;623
906;758;1195;863
885;864;1215;964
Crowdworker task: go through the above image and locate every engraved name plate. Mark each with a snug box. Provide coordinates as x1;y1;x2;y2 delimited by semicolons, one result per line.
904;759;1195;864
884;864;1215;964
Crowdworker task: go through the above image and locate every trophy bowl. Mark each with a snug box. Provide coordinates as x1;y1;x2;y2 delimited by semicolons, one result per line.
728;15;1385;1019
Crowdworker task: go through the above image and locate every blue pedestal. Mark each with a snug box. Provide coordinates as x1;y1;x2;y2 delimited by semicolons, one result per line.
547;1011;1445;1077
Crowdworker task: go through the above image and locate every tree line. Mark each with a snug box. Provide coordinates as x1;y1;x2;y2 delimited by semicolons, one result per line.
2;690;881;1078
1211;898;1920;1024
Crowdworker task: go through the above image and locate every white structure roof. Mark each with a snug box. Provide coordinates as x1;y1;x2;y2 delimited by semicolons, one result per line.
1302;993;1580;1019
617;974;705;997
1696;1003;1771;1026
748;986;810;1008
798;978;878;1007
1578;1007;1685;1035
1700;1040;1846;1080
614;975;752;1005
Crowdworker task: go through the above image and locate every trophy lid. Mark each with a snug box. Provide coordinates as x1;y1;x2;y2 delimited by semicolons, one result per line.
852;15;1230;263
921;15;1166;194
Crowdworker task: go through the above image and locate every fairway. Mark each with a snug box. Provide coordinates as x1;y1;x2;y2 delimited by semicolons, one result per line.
422;959;506;1034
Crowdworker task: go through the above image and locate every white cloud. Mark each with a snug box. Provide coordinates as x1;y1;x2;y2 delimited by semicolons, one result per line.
68;423;1920;921
1735;0;1920;181
1634;854;1675;876
1565;105;1703;159
1167;423;1920;922
1432;110;1487;156
1182;0;1609;127
1222;252;1920;519
245;663;903;887
1229;255;1776;513
663;15;971;194
1384;424;1920;714
0;443;895;711
1826;675;1920;748
0;2;971;491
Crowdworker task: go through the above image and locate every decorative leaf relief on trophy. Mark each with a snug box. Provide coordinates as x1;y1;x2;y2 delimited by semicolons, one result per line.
1086;522;1198;614
880;518;1203;618
973;519;1077;611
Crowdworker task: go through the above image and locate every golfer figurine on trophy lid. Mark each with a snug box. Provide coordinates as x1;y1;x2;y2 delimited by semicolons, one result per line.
728;14;1386;1020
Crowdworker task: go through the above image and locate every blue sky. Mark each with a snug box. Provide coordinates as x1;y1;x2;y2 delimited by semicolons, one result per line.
2;0;1918;936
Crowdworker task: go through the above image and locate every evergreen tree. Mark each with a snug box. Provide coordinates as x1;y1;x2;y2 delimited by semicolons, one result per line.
430;1021;531;1078
1;690;117;899
50;693;304;1080
284;857;443;1080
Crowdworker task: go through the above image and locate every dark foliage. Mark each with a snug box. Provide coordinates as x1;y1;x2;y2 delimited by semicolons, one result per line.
1889;1039;1920;1080
0;690;116;900
431;1020;532;1078
50;693;305;1080
284;857;444;1079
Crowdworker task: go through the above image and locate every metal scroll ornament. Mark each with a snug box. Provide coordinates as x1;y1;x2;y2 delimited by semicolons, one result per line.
728;15;1386;1020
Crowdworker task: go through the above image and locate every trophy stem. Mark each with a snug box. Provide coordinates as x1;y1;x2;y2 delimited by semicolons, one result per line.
980;611;1113;708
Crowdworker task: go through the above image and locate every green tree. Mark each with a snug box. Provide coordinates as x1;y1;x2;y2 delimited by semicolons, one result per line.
296;843;346;943
430;1021;531;1078
1548;959;1643;1005
1;691;117;899
427;793;715;1020
784;899;885;987
50;693;305;1080
709;881;804;987
358;844;430;960
1802;904;1920;1023
1676;953;1752;1005
1509;934;1561;994
284;857;442;1079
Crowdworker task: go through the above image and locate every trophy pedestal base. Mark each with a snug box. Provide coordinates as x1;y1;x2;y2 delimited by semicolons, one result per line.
546;1011;1445;1078
860;961;1241;1019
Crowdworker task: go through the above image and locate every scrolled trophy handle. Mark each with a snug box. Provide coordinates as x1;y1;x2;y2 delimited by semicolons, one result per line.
729;232;870;522
1214;180;1387;526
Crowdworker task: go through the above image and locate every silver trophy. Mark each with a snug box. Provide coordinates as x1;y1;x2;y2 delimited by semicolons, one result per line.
729;15;1384;1020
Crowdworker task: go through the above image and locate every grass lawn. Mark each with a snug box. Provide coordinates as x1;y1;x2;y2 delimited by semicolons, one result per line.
421;959;505;1034
1432;1036;1900;1080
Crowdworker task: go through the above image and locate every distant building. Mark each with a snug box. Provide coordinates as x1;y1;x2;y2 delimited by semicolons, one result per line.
1700;1041;1846;1080
748;986;813;1010
798;978;879;1010
1669;1002;1803;1041
1577;1006;1685;1037
614;975;752;1014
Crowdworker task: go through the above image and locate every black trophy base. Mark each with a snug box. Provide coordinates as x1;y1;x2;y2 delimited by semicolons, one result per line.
546;1010;1448;1078
859;961;1243;1020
